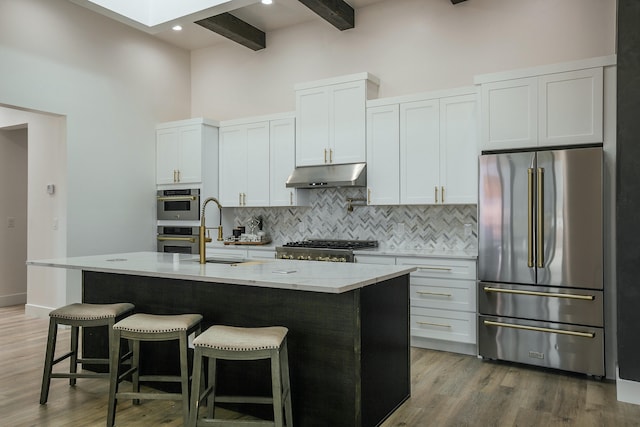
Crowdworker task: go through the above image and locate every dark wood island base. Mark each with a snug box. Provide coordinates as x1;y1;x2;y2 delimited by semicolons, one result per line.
82;271;410;426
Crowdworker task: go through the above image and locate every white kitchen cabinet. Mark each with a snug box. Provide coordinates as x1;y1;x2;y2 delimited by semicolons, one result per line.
295;73;379;166
480;67;603;150
156;119;218;186
269;117;308;207
439;94;479;204
219;121;270;207
366;105;400;205
400;99;440;204
398;93;478;205
366;89;478;206
396;256;478;355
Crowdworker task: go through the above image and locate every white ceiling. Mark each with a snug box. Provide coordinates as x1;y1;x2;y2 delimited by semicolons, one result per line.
70;0;388;51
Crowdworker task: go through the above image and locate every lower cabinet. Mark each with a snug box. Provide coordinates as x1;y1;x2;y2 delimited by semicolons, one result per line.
357;254;478;355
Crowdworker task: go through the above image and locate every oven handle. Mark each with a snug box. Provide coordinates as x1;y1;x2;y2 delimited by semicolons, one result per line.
157;195;198;202
157;236;197;243
483;320;595;338
483;286;595;301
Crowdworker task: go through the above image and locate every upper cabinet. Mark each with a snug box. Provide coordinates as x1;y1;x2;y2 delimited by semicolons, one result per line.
477;59;607;151
219;121;270;207
366;88;479;206
156;118;219;186
295;73;379;166
269;117;308;207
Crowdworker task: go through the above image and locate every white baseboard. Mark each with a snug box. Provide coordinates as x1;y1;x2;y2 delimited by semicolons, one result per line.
616;367;640;405
25;303;54;319
0;293;26;308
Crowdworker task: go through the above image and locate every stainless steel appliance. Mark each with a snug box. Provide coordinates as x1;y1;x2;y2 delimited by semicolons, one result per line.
157;226;199;254
157;189;200;221
276;239;378;262
477;146;604;377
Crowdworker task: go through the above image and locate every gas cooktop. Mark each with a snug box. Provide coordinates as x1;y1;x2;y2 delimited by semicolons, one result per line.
281;239;378;250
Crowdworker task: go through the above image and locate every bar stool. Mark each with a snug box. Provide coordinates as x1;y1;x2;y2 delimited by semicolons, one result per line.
40;302;135;405
188;325;293;427
107;313;203;427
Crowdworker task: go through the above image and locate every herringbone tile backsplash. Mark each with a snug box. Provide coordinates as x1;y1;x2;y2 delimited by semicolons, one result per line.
232;188;477;251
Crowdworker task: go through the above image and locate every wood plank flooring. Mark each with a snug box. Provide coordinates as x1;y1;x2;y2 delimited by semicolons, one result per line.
2;304;639;426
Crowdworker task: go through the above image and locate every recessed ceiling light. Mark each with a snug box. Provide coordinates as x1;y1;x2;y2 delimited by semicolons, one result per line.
261;0;273;4
172;25;183;31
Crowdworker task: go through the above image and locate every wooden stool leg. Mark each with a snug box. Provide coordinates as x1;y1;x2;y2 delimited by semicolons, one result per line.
271;348;284;427
40;318;58;405
132;339;140;405
69;325;79;386
207;356;217;419
107;329;122;427
281;342;293;427
179;332;191;427
188;347;204;427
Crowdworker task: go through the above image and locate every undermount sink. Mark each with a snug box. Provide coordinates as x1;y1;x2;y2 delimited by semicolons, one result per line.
199;258;246;264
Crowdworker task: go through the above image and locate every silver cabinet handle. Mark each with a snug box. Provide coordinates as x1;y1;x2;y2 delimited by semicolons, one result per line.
416;291;452;297
157;195;197;202
417;321;451;328
483;286;595;301
483;320;594;338
416;266;453;272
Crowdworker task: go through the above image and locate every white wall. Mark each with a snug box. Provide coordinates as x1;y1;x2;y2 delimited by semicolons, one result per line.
191;0;617;120
0;0;192;315
0;126;28;307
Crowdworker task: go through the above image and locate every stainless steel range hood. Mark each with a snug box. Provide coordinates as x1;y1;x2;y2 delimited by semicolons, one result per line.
285;163;367;189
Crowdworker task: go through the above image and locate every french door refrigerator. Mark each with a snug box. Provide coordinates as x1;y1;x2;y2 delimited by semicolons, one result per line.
477;146;604;377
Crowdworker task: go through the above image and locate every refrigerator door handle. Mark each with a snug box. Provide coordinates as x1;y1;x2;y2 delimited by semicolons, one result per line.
527;168;534;268
537;167;544;268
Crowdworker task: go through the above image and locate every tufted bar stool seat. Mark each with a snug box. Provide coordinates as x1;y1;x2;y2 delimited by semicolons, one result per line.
107;313;203;427
188;325;293;427
40;302;135;405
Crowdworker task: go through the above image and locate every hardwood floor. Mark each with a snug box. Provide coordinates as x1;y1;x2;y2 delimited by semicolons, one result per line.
2;304;639;426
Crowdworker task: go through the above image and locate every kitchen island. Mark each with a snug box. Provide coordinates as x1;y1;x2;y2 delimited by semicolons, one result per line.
27;252;414;427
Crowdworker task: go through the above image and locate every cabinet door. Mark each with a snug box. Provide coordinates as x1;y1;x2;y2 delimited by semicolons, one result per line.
270;118;297;207
481;77;538;150
331;81;366;164
366;105;400;205
400;100;439;205
439;94;478;204
219;126;247;207
245;122;270;207
295;87;329;166
156;128;179;184
176;125;203;184
538;68;603;146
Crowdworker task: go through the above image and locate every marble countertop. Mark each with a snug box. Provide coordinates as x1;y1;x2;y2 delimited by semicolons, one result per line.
27;251;415;294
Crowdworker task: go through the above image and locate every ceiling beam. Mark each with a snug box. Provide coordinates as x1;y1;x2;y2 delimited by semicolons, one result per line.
195;13;266;51
298;0;354;31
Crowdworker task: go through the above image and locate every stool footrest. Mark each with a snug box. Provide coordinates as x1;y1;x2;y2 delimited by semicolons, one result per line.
52;351;74;365
139;374;186;383
196;420;276;426
116;391;184;401
50;372;109;379
215;395;274;405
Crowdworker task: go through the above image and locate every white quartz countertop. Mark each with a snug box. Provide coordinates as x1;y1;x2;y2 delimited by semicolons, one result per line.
27;251;415;294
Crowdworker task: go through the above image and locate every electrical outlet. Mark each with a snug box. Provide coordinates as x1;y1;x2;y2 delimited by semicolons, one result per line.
464;223;472;237
397;222;405;234
7;217;15;228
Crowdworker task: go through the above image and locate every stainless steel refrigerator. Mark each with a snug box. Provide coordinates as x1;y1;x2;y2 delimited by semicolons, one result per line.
477;146;604;377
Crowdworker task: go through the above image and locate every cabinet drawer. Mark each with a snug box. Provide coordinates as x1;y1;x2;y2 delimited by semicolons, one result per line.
397;257;476;280
410;278;476;312
354;255;396;265
410;307;476;344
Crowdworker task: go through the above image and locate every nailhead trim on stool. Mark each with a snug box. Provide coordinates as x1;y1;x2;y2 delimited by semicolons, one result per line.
39;302;135;405
188;325;293;427
107;313;203;427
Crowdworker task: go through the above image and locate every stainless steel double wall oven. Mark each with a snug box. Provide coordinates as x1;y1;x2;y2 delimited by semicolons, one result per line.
478;146;604;377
